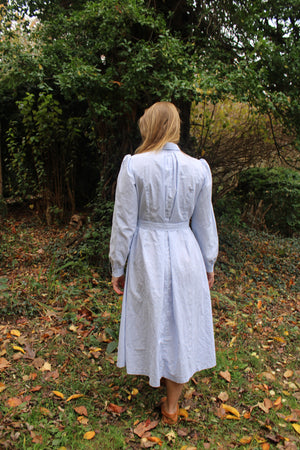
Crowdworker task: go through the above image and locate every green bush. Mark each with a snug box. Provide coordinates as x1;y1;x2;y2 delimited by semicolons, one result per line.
235;167;300;236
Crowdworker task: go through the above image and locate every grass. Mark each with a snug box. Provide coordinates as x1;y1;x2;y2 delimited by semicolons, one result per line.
0;210;299;449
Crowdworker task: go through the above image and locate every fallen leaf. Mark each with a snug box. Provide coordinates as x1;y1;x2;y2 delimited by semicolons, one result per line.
0;357;11;370
6;397;22;407
284;370;293;379
0;382;6;392
273;396;282;407
240;436;252;444
10;329;21;337
40;362;51;372
260;372;276;382
33;357;45;369
166;430;176;442
107;403;125;414
221;404;240;418
30;385;42;392
30;431;43;444
218;391;229;402
148;436;163;445
184;388;194;399
12;345;25;354
52;391;65;399
77;415;89;425
131;388;138;396
219;370;231;383
140;437;157;448
257;300;262;309
292;423;300;434
134;419;159;438
74;406;88;416
39;407;52;416
66;394;84;402
258;402;270;414
83;431;95;440
69;324;78;332
179;408;189;418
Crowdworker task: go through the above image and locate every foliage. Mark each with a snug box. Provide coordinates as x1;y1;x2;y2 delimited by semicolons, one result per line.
218;167;300;237
0;1;299;217
191;100;298;198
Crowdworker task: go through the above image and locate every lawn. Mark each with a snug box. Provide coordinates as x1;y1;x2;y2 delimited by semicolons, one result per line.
0;209;299;449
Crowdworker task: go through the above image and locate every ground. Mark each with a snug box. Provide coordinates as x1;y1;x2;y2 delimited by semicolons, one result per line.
0;208;299;449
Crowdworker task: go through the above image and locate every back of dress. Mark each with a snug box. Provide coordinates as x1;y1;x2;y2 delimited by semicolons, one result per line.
109;142;218;387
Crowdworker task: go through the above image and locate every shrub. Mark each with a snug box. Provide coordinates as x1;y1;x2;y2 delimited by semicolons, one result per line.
236;167;300;236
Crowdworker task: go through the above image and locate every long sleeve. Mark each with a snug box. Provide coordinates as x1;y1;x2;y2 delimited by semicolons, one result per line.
191;159;218;273
109;155;138;277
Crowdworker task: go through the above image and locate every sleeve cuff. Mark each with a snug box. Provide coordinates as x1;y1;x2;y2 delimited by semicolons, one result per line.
111;267;124;277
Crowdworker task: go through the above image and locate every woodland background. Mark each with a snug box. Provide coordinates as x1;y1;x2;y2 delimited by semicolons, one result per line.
0;1;299;449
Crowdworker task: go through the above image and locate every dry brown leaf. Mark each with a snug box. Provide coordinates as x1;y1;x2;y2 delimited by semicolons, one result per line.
30;431;43;444
83;431;95;440
140;437;157;448
284;369;294;379
184;388;194;399
257;300;262;309
133;419;159;438
6;397;22;407
0;382;6;392
40;362;51;372
258;402;270;414
261;443;270;450
107;403;125;414
0;357;11;371
39;407;52;416
52;390;64;399
66;394;84;402
240;436;252;444
219;370;231;383
215;406;226;419
74;406;88;416
260;372;276;382
218;391;229;402
30;385;42;392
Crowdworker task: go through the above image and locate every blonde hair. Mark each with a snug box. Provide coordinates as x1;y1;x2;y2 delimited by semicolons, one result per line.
135;102;180;154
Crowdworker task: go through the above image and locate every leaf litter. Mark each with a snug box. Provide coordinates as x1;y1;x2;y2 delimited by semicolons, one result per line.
0;214;299;448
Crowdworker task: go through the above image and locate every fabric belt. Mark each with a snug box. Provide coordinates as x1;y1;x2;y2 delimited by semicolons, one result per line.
138;220;189;230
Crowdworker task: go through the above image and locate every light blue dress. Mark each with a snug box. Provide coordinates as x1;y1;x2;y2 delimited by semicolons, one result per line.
109;142;218;387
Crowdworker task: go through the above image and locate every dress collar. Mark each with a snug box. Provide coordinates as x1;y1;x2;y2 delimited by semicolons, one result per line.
162;142;180;151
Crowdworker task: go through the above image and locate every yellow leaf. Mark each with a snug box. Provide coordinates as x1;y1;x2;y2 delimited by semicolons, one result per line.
0;382;6;393
13;345;25;354
178;408;189;418
10;329;21;337
83;431;95;440
222;404;240;418
225;414;240;420
77;415;89;425
273;336;286;343
131;388;138;396
240;436;252;444
66;394;84;402
52;391;65;399
69;324;78;332
292;423;300;435
229;336;237;347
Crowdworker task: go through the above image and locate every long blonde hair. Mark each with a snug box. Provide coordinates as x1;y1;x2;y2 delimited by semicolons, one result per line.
135;102;180;154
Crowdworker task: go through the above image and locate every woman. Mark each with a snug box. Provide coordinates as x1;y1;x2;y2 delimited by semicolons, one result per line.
109;102;218;425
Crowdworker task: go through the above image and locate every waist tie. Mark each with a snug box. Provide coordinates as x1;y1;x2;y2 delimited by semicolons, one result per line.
138;219;189;230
